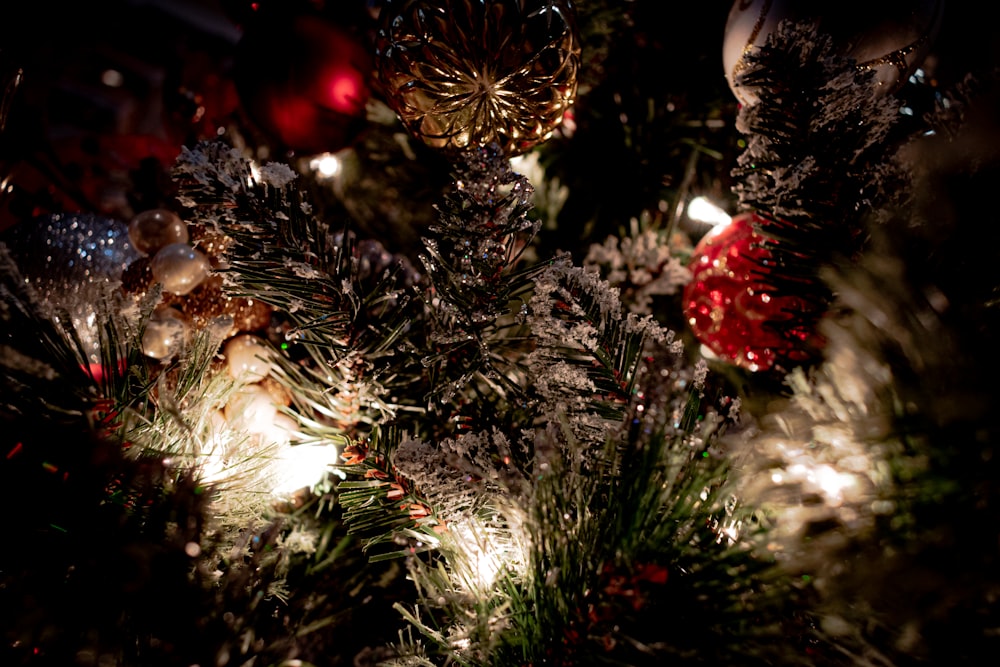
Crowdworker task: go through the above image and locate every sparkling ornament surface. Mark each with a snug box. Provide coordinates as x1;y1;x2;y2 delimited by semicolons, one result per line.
375;0;580;156
1;213;141;363
128;208;189;255
166;274;273;335
722;0;945;106
189;224;234;269
121;255;154;295
234;9;373;154
150;242;211;296
682;212;815;372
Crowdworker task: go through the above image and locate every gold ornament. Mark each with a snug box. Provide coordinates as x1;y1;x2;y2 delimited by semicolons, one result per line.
170;274;274;335
374;0;580;156
121;255;154;296
189;223;234;266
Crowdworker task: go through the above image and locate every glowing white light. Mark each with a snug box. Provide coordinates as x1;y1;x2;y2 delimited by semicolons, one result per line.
509;154;530;171
310;152;343;178
269;442;339;497
788;462;856;506
225;384;278;435
449;519;505;590
687;196;732;227
196;410;235;484
813;464;855;505
447;516;529;593
248;161;262;187
101;69;124;87
718;519;742;545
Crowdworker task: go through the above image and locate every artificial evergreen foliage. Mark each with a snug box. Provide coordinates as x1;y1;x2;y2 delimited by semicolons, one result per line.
2;2;999;665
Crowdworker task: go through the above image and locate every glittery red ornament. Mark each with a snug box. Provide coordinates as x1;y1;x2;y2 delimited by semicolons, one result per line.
682;212;818;372
234;6;373;155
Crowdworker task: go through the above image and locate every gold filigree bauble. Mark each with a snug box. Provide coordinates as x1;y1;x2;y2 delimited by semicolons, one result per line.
374;0;580;156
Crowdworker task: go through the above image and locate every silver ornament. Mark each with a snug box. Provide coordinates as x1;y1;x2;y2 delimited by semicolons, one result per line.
2;212;141;363
722;0;946;106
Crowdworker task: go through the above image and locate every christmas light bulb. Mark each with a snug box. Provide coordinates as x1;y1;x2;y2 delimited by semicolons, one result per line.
269;441;338;497
225;384;279;435
687;196;732;227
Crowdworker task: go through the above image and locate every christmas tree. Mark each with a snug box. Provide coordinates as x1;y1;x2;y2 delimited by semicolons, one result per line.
2;1;998;665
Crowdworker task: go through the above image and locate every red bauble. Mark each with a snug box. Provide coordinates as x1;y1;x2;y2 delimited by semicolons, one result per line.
234;8;373;155
682;212;817;372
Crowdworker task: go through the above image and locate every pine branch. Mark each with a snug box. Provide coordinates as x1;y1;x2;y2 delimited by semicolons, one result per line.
417;143;545;415
172;141;428;436
0;243;310;666
336;425;450;561
364;213;799;664
524;259;675;465
730;20;912;367
0;244;104;418
387;360;810;666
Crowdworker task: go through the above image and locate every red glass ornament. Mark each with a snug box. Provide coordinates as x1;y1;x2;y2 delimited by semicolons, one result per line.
234;9;373;154
682;212;817;372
